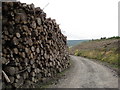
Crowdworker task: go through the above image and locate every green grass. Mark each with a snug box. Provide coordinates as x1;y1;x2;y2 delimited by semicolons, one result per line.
74;48;119;68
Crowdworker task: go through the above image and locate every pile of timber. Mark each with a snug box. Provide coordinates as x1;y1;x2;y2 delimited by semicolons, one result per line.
2;2;70;88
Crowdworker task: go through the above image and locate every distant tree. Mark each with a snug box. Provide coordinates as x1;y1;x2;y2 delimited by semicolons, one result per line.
100;37;106;40
107;36;120;39
92;39;94;41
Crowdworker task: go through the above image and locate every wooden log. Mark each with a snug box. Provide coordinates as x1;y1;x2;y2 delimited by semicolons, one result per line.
31;21;36;29
9;76;14;84
28;38;33;46
25;47;29;53
13;37;19;45
16;33;21;38
36;47;40;53
32;77;35;82
13;48;18;54
4;66;16;76
30;71;35;77
15;79;18;83
2;57;9;65
22;72;28;79
24;58;29;66
2;2;70;88
30;53;33;59
2;70;10;83
27;66;31;73
31;46;35;52
16;74;20;79
36;18;42;26
15;12;27;24
13;77;24;88
22;52;26;58
23;80;32;88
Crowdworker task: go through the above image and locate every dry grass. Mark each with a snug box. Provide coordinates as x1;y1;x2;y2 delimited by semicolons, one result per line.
70;39;120;68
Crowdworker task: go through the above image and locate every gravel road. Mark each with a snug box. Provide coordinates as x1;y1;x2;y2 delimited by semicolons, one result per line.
50;56;118;88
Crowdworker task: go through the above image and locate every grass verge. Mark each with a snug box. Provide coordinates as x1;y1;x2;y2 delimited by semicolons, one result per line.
74;48;119;68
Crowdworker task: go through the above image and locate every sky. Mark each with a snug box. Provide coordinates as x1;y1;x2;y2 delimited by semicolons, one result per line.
18;0;119;40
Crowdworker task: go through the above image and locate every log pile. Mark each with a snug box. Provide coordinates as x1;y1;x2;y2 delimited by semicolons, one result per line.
2;2;70;88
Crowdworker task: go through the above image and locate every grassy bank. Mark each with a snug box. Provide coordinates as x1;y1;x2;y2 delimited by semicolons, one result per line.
74;48;119;68
70;38;120;68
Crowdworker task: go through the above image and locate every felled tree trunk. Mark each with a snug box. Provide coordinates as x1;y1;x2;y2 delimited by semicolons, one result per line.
2;2;70;88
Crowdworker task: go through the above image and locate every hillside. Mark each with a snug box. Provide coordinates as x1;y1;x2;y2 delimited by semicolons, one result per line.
70;38;120;68
67;40;89;47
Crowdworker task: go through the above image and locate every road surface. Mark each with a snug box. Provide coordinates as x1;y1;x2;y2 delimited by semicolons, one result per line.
50;56;118;88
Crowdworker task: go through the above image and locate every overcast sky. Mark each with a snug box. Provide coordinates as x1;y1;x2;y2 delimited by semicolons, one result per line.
19;0;119;40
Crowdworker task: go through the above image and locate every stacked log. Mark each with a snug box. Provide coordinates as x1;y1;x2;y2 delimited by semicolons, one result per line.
2;2;70;88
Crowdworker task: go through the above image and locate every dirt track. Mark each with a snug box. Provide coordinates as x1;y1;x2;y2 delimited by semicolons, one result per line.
50;56;118;88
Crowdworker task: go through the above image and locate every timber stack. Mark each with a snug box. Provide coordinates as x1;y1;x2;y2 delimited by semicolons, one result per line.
2;2;70;88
